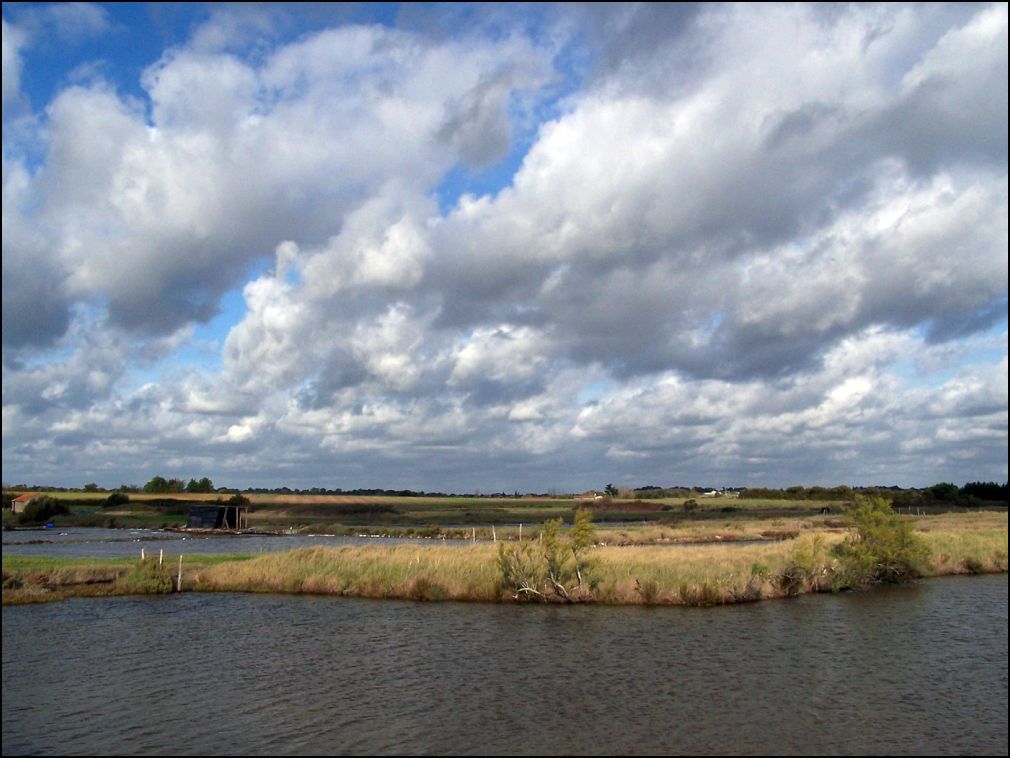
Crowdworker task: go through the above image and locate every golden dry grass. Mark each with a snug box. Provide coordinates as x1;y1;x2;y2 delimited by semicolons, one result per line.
187;544;502;601
186;513;1007;606
6;511;1006;606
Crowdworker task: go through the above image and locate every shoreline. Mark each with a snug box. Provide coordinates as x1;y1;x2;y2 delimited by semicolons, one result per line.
4;518;1006;607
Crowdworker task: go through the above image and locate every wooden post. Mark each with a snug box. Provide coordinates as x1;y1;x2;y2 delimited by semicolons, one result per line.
177;555;183;592
492;525;497;542
141;547;145;561
159;549;163;566
519;523;522;541
472;527;476;543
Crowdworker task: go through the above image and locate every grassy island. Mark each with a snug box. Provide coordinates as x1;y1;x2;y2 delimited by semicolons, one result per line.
3;499;1005;607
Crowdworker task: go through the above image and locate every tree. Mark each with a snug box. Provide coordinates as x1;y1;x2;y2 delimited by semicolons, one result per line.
960;481;1008;502
143;475;169;493
497;509;597;602
833;494;928;586
928;482;960;502
604;483;618;497
185;477;214;493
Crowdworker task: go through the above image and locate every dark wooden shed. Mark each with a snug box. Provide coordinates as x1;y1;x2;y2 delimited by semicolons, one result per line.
186;504;248;530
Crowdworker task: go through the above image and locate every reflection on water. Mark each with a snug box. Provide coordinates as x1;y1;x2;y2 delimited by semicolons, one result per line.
3;574;1006;755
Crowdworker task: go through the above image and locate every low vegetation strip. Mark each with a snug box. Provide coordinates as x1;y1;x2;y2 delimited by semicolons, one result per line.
5;506;1005;607
150;520;1010;606
2;553;254;605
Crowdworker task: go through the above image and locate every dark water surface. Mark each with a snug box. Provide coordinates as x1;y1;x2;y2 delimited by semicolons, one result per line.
2;574;1006;755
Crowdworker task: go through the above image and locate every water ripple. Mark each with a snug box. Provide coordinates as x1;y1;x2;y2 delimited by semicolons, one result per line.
3;576;1006;755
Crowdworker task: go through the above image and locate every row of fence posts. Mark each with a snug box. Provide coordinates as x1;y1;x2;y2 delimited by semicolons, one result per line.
469;523;539;543
140;524;544;587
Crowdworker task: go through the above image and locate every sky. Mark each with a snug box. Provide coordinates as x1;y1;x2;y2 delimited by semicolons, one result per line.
2;2;1007;493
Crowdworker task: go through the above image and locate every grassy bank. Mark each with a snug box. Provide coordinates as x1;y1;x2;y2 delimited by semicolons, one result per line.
4;510;1005;607
2;554;252;605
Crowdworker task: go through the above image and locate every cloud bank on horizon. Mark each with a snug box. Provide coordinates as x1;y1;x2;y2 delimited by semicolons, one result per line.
2;3;1007;491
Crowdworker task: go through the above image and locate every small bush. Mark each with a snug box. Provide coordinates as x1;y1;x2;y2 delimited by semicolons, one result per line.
635;578;660;604
961;557;985;575
407;575;445;601
497;510;597;602
679;581;723;607
777;536;828;596
104;492;130;507
116;559;174;595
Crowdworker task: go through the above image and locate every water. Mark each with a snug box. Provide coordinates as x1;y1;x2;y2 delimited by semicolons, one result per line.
3;575;1006;755
2;527;463;559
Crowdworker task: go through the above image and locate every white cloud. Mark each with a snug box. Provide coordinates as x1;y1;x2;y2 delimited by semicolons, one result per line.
1;18;26;106
1;4;1006;490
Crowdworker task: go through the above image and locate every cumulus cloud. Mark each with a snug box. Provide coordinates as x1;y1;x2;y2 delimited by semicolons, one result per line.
3;18;551;345
2;17;26;106
2;4;1006;490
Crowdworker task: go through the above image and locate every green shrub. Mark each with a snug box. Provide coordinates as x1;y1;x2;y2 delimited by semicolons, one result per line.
497;510;597;602
833;495;928;587
116;559;174;594
104;492;130;507
777;535;828;596
18;496;71;525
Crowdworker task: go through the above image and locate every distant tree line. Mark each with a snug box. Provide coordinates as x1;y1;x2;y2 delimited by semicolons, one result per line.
4;479;1005;504
740;485;858;501
140;475;216;494
739;482;1008;506
240;486;544;498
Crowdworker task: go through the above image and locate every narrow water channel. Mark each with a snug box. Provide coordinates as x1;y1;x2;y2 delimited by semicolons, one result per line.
2;574;1006;755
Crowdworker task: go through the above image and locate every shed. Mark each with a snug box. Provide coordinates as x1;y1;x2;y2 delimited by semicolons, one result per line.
186;504;248;530
10;494;36;513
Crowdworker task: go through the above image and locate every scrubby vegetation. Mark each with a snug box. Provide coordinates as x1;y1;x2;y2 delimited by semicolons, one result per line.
17;496;71;525
115;558;175;595
497;509;597;601
3;493;1004;607
832;494;929;586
